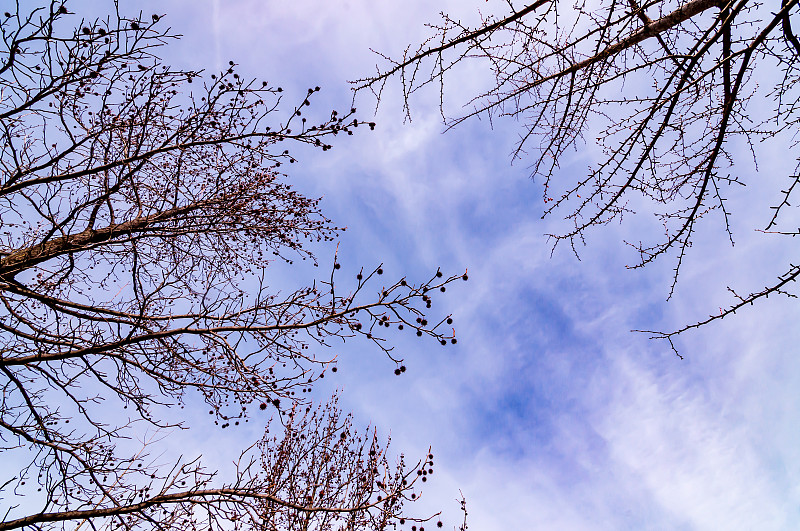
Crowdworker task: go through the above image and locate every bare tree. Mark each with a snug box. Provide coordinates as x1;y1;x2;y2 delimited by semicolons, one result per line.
356;0;800;354
0;2;466;529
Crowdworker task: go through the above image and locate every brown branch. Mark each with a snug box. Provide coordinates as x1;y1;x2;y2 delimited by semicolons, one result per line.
0;201;213;278
359;0;551;87
0;487;391;531
782;0;800;56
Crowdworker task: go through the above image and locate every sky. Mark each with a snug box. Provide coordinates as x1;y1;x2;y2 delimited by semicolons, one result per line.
80;1;800;529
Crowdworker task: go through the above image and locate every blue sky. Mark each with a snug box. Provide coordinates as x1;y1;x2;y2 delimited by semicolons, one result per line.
110;0;800;528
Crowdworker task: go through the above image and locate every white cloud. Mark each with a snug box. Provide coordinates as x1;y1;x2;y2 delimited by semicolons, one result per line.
594;353;788;529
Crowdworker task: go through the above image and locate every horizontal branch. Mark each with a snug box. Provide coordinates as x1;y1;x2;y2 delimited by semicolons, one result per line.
0;296;396;366
0;486;389;531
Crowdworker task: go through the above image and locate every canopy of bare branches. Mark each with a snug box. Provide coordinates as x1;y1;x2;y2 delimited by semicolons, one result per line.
0;3;466;529
356;0;800;354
